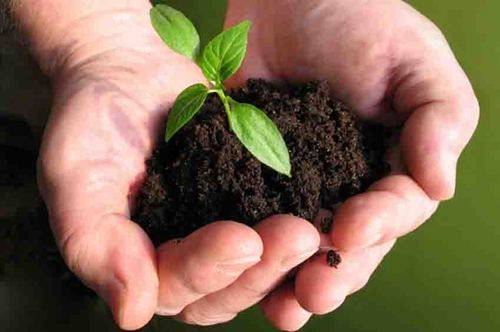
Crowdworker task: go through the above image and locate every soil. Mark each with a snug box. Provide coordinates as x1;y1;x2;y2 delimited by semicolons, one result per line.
320;215;334;234
327;250;342;268
134;79;391;247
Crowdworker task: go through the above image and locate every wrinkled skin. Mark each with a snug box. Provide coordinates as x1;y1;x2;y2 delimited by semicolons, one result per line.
37;0;478;330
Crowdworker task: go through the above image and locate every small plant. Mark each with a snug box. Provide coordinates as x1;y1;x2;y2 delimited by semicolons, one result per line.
150;4;291;176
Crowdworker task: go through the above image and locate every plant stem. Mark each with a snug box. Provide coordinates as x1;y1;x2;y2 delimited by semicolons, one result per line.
215;89;231;116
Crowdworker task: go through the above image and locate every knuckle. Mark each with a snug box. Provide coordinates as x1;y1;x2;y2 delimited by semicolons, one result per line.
239;280;268;300
465;93;480;128
421;201;440;222
468;92;480;113
182;269;214;295
453;89;480;137
351;274;372;294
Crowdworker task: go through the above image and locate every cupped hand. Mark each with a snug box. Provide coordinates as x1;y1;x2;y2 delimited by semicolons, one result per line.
225;0;479;330
37;4;319;330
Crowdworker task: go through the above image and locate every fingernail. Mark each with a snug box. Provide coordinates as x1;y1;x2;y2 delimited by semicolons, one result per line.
97;278;127;326
319;245;337;253
155;306;182;316
280;248;318;271
443;153;458;199
216;256;261;276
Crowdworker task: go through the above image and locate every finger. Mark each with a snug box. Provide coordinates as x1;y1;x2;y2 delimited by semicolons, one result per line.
393;35;479;200
295;241;395;314
178;215;319;325
260;282;312;332
156;221;263;316
330;175;439;251
41;166;158;331
401;98;479;200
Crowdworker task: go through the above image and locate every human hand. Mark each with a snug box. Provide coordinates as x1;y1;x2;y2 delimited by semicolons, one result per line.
35;1;320;330
222;0;479;329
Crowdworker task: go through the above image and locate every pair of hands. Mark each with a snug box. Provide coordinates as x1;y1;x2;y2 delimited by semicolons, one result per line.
37;0;478;330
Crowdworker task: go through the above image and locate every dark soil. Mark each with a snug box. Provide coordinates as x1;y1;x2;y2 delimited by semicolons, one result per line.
320;215;334;234
134;79;391;245
327;250;342;268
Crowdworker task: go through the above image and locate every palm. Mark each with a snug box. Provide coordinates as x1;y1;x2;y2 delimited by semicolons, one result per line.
226;0;478;329
38;23;212;325
39;9;320;330
53;46;204;171
229;0;451;121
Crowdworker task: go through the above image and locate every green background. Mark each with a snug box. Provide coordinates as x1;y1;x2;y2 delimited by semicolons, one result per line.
2;0;499;331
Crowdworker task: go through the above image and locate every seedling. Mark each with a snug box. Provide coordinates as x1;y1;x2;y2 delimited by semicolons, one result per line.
150;4;291;176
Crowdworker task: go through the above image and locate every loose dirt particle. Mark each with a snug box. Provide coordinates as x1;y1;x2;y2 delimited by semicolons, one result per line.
320;216;333;234
327;250;342;268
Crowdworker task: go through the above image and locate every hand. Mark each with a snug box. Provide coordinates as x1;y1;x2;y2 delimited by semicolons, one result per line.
223;0;479;330
36;3;320;330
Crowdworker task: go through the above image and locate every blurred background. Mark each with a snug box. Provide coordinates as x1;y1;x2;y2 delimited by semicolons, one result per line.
1;0;499;331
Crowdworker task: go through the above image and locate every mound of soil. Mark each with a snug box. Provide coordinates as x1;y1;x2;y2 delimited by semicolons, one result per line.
134;79;390;245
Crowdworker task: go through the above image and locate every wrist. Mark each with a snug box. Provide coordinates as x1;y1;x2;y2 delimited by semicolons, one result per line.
12;0;152;78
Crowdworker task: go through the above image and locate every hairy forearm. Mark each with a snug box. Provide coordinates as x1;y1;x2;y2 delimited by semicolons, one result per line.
10;0;152;77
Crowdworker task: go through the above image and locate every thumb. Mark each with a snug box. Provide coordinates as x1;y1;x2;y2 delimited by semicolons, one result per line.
39;163;158;330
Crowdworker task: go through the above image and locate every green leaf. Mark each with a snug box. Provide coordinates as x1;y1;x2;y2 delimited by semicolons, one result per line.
228;100;291;176
198;21;251;83
165;84;208;142
150;4;200;59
